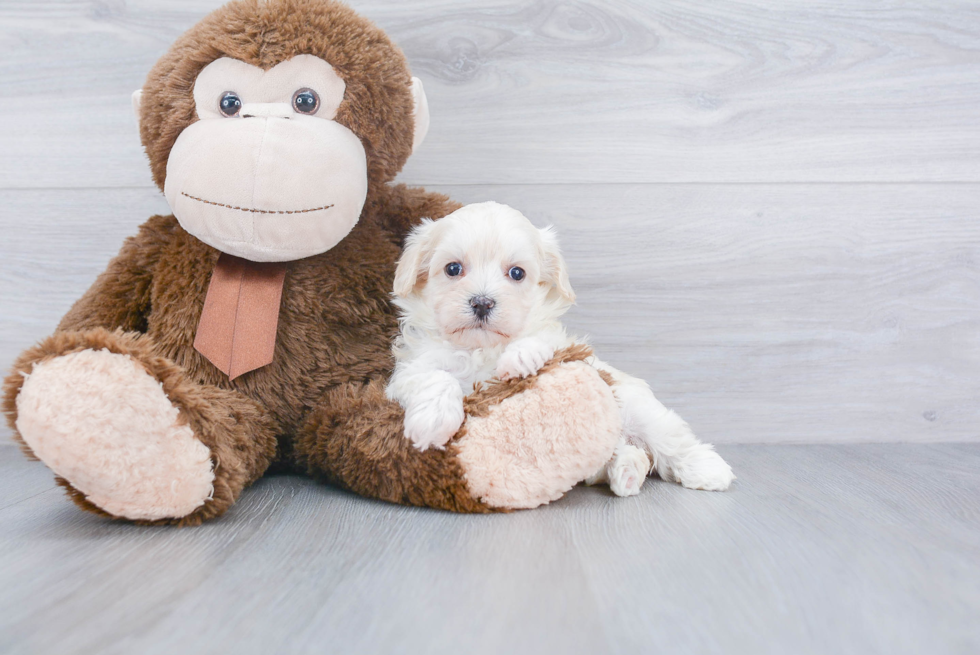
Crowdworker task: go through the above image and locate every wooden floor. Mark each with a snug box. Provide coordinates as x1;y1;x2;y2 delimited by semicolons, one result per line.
1;443;978;654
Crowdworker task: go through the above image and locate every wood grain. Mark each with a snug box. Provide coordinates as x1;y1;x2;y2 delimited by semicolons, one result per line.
1;443;978;654
1;1;979;188
3;184;977;444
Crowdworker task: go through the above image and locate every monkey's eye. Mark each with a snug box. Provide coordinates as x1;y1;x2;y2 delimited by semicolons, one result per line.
218;92;242;117
292;88;320;114
508;266;526;281
445;262;463;277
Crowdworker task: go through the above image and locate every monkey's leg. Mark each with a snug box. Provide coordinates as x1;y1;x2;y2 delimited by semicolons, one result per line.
293;356;620;512
3;329;278;526
293;379;493;513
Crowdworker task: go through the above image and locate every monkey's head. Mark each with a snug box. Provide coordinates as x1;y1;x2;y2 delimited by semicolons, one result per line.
134;0;429;262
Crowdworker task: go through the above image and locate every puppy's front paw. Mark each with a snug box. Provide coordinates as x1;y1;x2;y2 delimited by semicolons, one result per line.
608;445;651;497
495;338;555;380
673;447;735;491
403;379;465;451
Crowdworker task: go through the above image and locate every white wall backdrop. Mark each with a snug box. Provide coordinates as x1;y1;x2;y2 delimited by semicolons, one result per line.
1;0;978;443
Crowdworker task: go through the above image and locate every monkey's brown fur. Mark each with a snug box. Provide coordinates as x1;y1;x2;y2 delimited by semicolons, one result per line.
3;0;614;524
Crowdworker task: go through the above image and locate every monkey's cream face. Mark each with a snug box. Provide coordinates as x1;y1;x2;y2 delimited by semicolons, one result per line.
163;55;368;262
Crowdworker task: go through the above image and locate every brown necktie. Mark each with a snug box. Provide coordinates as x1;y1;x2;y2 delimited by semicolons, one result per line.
194;253;289;380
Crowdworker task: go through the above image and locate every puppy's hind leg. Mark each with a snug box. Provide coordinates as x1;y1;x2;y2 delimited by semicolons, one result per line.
585;438;650;497
592;359;734;491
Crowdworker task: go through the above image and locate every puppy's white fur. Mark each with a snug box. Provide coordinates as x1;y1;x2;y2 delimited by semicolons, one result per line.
386;202;734;494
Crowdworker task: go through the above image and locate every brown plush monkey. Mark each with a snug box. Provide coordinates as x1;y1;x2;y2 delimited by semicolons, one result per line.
2;0;621;525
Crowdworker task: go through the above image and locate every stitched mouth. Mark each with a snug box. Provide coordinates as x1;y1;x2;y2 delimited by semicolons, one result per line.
182;192;333;215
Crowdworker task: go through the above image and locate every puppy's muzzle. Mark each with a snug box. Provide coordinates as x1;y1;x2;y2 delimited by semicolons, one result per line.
469;295;495;320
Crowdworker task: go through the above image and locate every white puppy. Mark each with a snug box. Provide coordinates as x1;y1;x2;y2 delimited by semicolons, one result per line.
386;202;734;495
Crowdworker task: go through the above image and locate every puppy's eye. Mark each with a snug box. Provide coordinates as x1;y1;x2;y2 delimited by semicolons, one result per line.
219;92;242;117
508;266;525;281
292;88;320;114
445;262;463;277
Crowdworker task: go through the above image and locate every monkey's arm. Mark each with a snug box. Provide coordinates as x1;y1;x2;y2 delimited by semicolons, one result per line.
57;214;177;333
371;184;463;246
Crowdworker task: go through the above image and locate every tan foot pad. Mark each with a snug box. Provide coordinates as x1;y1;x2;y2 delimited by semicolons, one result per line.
16;349;215;520
456;359;621;509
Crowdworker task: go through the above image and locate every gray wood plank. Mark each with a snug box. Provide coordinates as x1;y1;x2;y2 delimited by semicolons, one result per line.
3;184;977;445
1;0;979;188
0;447;55;511
1;443;978;654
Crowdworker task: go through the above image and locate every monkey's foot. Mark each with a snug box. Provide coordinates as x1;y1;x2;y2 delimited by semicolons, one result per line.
15;349;215;520
456;359;621;509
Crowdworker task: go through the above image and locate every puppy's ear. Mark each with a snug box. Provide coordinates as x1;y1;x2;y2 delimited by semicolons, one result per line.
393;219;438;297
538;226;576;304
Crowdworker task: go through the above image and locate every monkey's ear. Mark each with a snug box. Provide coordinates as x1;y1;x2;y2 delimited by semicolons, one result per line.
410;77;430;155
131;89;143;129
539;226;576;305
393;218;438;297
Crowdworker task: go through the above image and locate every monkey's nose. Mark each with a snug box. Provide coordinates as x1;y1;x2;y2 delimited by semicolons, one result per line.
240;103;293;119
470;295;495;320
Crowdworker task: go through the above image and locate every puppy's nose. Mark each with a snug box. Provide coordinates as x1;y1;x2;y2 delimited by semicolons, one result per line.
470;295;495;320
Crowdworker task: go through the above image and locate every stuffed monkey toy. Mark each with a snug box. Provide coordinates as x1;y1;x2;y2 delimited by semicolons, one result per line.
2;0;621;525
